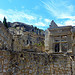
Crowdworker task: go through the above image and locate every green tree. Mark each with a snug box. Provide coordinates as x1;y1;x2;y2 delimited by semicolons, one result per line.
35;27;37;30
3;17;8;28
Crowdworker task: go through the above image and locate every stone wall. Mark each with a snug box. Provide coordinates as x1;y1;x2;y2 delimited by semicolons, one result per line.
0;50;11;75
13;32;44;51
0;50;74;75
0;22;12;50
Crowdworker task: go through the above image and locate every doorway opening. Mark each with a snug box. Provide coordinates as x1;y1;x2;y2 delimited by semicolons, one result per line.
55;43;59;52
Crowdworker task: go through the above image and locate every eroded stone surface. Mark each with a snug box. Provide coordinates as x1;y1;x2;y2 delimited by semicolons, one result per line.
0;50;74;75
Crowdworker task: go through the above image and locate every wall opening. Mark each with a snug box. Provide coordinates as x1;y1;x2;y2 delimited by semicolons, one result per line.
30;41;32;44
20;54;23;57
27;40;29;44
55;43;59;52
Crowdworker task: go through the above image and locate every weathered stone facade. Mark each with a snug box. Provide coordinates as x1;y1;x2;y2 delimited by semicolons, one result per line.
45;20;75;54
8;22;45;51
0;21;12;50
0;20;75;75
8;22;45;36
45;20;75;75
12;31;44;51
0;50;75;75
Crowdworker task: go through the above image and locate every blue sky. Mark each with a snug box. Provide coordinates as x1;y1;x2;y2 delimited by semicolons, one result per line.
0;0;75;30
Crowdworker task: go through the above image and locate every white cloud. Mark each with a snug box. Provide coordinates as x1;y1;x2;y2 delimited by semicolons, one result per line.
44;19;50;23
39;17;42;21
0;14;4;21
64;20;75;26
35;22;46;26
57;23;64;26
57;14;75;20
41;0;75;27
42;0;75;19
0;9;36;22
0;9;50;29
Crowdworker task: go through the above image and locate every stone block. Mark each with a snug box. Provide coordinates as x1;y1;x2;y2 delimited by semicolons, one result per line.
4;59;8;64
0;73;3;75
0;68;2;72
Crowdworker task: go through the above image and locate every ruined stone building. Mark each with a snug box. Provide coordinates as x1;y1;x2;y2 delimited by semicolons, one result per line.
8;22;44;51
45;20;75;55
0;21;75;75
8;22;45;36
12;31;44;51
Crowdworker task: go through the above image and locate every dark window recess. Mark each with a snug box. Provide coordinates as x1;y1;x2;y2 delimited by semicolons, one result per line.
27;40;29;44
55;40;59;42
55;43;59;52
20;54;23;57
30;41;32;44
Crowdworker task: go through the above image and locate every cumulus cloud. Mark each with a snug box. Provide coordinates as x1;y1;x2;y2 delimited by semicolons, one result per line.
35;22;46;26
0;9;36;22
0;9;50;29
64;20;75;26
44;19;50;23
0;14;4;21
